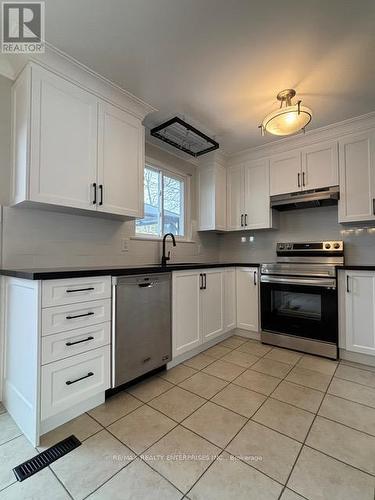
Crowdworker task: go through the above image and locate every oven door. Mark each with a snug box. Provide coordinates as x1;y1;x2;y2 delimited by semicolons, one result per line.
260;275;337;343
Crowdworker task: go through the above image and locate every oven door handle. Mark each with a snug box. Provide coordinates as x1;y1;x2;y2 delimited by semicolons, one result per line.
260;275;336;289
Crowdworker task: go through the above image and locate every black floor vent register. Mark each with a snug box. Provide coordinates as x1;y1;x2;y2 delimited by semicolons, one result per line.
13;435;81;481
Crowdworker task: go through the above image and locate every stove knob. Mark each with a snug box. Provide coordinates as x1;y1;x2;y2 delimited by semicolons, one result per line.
333;242;340;249
286;244;292;250
278;244;285;250
325;243;331;249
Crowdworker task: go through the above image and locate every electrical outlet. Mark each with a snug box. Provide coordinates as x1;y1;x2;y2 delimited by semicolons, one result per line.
121;237;129;252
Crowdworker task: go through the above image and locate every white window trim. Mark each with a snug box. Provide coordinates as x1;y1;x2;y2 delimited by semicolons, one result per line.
132;157;193;242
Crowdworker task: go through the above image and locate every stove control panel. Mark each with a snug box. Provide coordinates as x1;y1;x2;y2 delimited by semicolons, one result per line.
276;241;344;253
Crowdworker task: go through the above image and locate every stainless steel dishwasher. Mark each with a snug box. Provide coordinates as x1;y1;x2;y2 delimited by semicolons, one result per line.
112;273;171;387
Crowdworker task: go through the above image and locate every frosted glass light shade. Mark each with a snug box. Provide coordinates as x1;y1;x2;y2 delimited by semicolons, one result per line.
262;104;312;136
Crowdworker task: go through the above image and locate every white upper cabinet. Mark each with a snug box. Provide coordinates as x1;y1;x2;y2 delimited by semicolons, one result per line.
198;159;227;231
227;164;244;230
301;141;338;190
270;142;339;196
344;271;375;356
11;63;147;218
339;130;375;223
244;159;273;229
97;101;144;217
270;151;301;196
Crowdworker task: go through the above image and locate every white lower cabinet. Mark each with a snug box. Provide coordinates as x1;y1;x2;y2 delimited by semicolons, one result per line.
41;345;110;420
224;268;236;331
172;268;228;358
236;267;259;332
343;271;375;356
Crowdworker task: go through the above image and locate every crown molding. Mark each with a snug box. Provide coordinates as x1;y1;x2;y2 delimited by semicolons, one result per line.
229;111;375;165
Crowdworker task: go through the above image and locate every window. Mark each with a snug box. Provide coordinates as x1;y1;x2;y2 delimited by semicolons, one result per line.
136;164;186;238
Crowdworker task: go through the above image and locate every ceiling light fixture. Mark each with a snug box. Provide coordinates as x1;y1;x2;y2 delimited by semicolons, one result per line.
259;89;312;136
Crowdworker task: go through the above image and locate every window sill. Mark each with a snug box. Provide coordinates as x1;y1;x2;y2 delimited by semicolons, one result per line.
131;235;196;244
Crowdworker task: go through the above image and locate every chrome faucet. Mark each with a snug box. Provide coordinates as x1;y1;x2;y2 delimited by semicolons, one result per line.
161;233;176;267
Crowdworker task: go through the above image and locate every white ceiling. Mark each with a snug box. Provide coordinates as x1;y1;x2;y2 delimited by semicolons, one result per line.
44;0;375;154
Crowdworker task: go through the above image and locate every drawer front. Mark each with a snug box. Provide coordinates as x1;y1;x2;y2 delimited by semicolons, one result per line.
41;345;110;420
42;299;111;336
42;322;111;364
42;276;111;308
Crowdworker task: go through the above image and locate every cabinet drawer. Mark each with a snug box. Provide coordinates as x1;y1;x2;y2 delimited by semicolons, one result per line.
41;345;110;420
42;277;111;308
41;322;111;364
42;299;111;336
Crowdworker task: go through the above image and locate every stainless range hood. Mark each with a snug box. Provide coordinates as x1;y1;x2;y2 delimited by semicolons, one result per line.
270;186;339;211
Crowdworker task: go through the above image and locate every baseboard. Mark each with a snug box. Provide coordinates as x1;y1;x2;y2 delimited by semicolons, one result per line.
339;349;375;368
232;328;260;341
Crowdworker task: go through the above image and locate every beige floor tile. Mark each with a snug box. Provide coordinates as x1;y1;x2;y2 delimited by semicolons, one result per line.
341;359;375;373
149;387;205;422
159;365;197;385
182;402;246;448
296;355;338;376
0;435;37;490
252;399;314;442
87;458;181;500
203;359;245;382
219;336;247;349
236;341;272;357
328;377;375;408
183;353;216;370
212;384;266;417
251;358;293;378
88;392;142;427
280;488;305;500
306;416;375;475
319;394;375;436
335;364;375;388
265;348;303;365
51;430;135;500
179;372;228;399
271;381;324;413
288;446;375;500
221;350;259;368
39;413;102;451
108;405;175;454
0;413;22;446
234;369;281;396
286;366;332;391
227;420;301;484
145;426;220;493
189;452;282;500
0;467;70;500
127;376;173;402
204;345;232;359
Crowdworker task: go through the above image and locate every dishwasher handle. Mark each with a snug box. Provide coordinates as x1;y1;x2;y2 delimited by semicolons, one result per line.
138;281;158;288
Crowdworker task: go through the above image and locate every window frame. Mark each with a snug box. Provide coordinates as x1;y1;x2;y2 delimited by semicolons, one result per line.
133;158;192;242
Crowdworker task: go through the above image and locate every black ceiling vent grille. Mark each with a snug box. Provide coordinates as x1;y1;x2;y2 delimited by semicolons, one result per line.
13;435;81;481
150;117;219;157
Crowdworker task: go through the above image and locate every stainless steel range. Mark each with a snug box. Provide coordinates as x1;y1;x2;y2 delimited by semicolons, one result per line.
260;241;344;359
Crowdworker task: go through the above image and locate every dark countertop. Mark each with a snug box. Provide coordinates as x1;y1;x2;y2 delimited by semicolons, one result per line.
336;265;375;271
0;262;261;280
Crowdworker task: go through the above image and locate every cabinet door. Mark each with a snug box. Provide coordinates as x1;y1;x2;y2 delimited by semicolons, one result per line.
244;159;272;229
30;66;98;210
236;267;259;331
98;101;144;217
201;269;224;342
227;165;244;230
339;131;375;223
172;271;201;357
270;151;301;196
215;165;227;231
224;268;236;331
345;271;375;356
301;141;338;190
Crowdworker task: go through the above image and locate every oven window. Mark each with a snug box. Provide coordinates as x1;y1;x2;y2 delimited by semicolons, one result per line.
271;290;322;321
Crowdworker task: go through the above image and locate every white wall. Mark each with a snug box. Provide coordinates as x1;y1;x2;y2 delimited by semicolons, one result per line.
0;77;219;269
219;206;375;265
